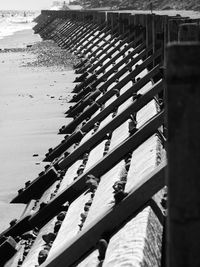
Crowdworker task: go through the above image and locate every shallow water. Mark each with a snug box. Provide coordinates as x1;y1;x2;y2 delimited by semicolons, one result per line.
0;10;38;40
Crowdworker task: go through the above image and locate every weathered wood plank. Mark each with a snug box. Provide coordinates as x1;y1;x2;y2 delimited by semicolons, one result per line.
166;43;200;267
42;162;166;267
29;111;164;228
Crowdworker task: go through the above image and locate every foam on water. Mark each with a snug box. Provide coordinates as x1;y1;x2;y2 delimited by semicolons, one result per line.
0;10;38;40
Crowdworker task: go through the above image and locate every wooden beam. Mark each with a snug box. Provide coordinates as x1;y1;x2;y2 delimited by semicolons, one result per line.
67;46;161;119
42;162;166;267
47;66;161;163
82;64;161;132
29;111;164;228
59;80;163;170
178;23;200;42
0;216;31;240
11;167;58;204
166;43;200;267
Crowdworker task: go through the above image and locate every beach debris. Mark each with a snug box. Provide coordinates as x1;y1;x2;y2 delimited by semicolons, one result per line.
25;180;31;188
9;219;17;227
54;220;62;233
42;232;56;244
86;174;100;193
38;249;48;265
97;239;108;261
33;154;39;157
21;40;79;70
113;180;128;204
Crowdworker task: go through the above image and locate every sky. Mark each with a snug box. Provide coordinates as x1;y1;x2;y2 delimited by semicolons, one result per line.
0;0;56;10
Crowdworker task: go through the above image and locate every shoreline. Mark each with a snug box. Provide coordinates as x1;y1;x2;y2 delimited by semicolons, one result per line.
0;28;41;49
0;29;77;232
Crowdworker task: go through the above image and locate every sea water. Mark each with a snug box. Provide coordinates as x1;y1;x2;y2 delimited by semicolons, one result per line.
0;10;39;40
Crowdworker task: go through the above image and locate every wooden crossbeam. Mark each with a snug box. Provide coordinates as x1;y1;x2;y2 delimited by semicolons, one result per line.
67;23;103;51
56;21;86;44
60;80;163;170
73;32;142;93
45;65;160;162
83;65;160;132
0;216;31;240
64;23;98;49
29;111;164;228
42;161;166;267
72;41;145;99
66;45;151;118
11;78;164;208
67;46;161;119
88;31;127;64
77;25;109;52
11;167;58;204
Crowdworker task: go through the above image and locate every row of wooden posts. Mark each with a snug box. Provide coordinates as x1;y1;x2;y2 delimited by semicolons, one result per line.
35;11;200;266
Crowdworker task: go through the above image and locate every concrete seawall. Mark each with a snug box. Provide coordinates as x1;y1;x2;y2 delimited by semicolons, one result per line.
1;9;200;267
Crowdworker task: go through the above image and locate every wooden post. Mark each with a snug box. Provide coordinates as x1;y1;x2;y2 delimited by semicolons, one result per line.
178;23;200;42
166;43;200;267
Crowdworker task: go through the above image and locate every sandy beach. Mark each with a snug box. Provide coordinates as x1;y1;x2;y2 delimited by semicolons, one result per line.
0;29;77;232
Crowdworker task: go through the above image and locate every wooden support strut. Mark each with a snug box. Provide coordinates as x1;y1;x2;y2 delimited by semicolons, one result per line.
29;111;164;228
62;51;162;136
60;79;163;170
57;23;82;45
48;20;67;38
51;19;71;36
73;35;144;97
58;21;88;44
88;31;126;64
65;23;98;49
76;31;138;78
82;65;161;133
39;19;63;39
82;27;113;56
73;24;108;53
84;27;119;60
45;70;161;162
59;21;92;47
56;21;76;37
56;24;77;45
68;24;105;50
42;162;166;267
11;167;58;204
67;46;160;119
62;22;96;48
166;43;200;267
0;215;31;240
34;17;55;34
69;42;149;116
52;20;72;42
73;38;145;98
54;20;73;36
67;23;106;51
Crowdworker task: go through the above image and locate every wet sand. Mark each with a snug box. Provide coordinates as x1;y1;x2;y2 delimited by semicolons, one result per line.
0;29;76;232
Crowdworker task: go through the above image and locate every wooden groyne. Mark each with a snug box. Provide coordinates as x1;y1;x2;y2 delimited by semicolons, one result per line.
1;9;200;267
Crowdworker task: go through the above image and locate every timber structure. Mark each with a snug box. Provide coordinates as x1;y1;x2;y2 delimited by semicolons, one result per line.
1;9;200;267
